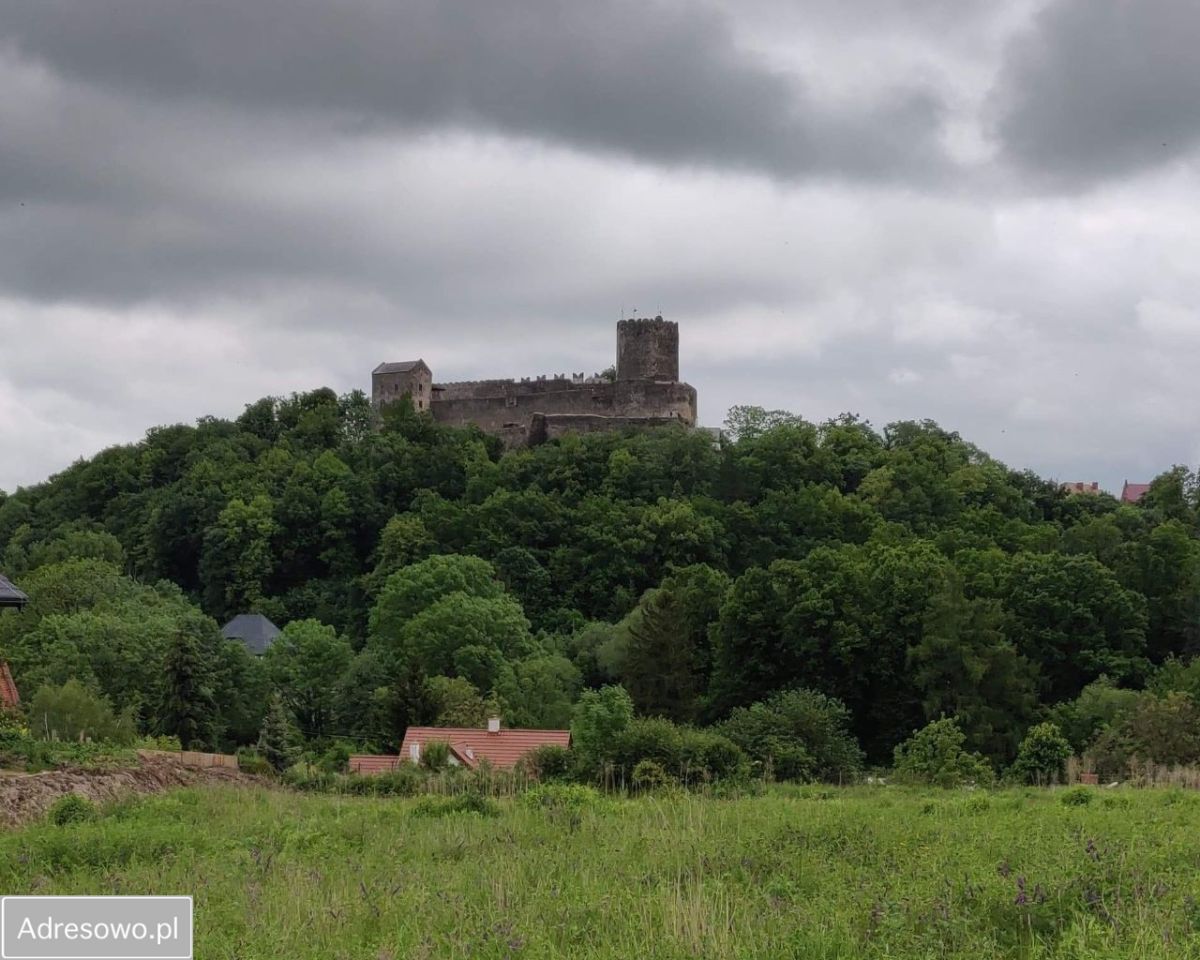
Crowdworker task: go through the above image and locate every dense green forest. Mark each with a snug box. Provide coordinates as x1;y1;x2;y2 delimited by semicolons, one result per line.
3;388;1200;776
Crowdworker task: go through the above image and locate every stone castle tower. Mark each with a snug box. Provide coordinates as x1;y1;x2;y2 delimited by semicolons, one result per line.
616;317;679;382
373;318;697;448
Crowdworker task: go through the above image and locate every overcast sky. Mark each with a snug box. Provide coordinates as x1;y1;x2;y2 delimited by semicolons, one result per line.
2;0;1199;495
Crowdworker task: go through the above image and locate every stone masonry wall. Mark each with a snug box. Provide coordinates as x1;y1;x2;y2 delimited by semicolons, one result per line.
616;317;679;382
429;378;696;439
372;366;433;411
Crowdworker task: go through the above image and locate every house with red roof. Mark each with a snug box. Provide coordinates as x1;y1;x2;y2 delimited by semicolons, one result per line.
1121;481;1151;504
350;718;570;774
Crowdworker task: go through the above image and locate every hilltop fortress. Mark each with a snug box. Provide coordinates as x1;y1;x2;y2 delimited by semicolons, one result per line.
373;318;698;448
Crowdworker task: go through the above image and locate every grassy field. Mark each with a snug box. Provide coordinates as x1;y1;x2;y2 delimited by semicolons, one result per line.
3;784;1200;959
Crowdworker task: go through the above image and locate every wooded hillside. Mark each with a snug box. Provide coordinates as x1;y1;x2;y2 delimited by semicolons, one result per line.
3;389;1198;767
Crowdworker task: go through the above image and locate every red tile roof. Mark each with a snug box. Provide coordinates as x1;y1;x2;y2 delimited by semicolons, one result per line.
1121;481;1151;503
350;724;570;773
0;661;20;711
348;755;403;775
401;726;570;769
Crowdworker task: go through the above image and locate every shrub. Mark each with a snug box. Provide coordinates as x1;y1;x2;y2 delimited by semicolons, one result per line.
631;759;674;791
1085;726;1134;782
281;763;335;792
893;718;995;788
520;744;573;782
235;749;274;777
610;718;682;777
363;766;423;796
1127;691;1200;766
521;783;607;812
411;792;499;818
28;680;136;744
720;688;864;783
1083;691;1200;778
1048;678;1141;752
1060;786;1093;807
0;708;28;737
315;742;352;775
419;740;451;772
678;728;749;784
601;717;750;787
1009;722;1073;785
760;743;816;783
48;793;97;826
140;735;183;752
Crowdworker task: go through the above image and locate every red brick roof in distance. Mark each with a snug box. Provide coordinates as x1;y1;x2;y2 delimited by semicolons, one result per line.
0;660;20;711
350;722;570;773
1121;481;1151;503
400;725;570;769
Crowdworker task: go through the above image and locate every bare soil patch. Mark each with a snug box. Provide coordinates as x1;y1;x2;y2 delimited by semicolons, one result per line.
0;755;259;829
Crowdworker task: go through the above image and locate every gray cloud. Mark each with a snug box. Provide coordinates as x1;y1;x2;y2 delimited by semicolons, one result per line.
1;0;1199;497
991;0;1200;185
2;0;950;183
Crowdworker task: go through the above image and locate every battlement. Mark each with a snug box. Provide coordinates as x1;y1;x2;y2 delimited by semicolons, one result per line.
433;378;516;389
617;315;676;333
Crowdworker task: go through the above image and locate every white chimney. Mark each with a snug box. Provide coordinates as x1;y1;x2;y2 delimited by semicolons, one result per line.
409;743;420;762
487;717;501;734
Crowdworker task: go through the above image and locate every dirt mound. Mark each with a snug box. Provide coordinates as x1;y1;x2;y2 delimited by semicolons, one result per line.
0;755;258;829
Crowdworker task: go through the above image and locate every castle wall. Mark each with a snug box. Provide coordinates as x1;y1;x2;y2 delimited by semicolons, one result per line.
429;379;696;439
529;413;689;445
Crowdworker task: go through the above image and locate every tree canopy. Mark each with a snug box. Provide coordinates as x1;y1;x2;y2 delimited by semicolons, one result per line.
2;393;1199;766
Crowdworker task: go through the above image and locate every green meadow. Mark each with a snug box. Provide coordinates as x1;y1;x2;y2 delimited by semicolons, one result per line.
4;784;1200;959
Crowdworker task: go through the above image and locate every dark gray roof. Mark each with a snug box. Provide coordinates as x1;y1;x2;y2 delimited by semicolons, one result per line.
373;360;428;376
220;613;281;655
0;574;29;609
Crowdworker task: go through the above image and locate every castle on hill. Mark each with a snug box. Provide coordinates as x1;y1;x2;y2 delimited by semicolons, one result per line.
372;318;698;448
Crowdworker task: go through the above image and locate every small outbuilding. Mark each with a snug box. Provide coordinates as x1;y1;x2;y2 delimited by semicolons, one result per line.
220;613;281;656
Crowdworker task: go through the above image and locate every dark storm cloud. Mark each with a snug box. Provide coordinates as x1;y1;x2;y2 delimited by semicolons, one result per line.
2;0;1199;498
2;0;949;182
992;0;1200;186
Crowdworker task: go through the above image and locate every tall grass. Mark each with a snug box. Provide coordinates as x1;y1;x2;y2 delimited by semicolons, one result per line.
3;784;1199;958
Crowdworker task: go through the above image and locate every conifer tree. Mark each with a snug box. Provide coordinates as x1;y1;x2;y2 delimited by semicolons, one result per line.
258;693;301;773
157;615;220;749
